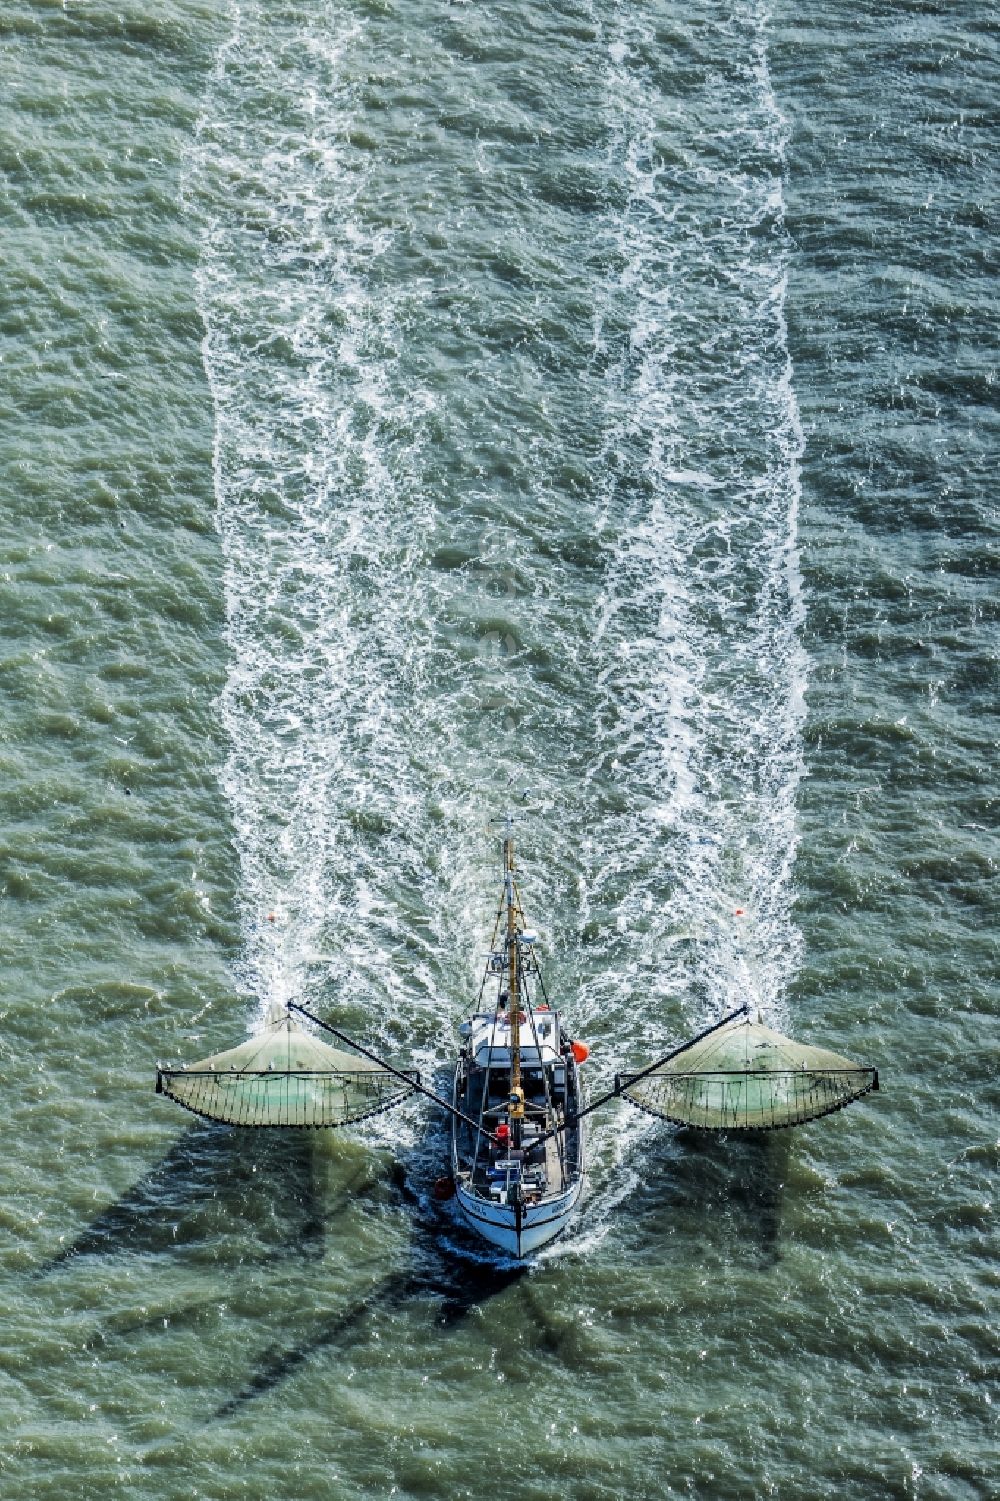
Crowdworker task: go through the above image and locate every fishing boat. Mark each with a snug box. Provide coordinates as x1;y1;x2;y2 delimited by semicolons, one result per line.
155;814;880;1260
449;817;586;1257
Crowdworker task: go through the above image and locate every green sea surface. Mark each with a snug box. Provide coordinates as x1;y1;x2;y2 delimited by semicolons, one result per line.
0;1;995;1497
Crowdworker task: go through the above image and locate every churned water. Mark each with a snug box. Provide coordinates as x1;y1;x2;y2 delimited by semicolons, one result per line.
0;1;995;1497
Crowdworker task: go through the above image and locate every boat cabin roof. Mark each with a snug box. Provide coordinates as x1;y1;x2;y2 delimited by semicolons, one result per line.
466;1009;562;1068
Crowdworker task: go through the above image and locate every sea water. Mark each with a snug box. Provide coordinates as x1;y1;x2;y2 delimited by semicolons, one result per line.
0;2;995;1497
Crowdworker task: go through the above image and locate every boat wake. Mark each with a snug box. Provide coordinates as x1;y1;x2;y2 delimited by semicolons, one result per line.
186;0;443;1074
563;0;809;1246
188;0;810;1256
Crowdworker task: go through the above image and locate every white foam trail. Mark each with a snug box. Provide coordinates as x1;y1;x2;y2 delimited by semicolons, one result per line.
594;0;806;1027
558;0;809;1245
186;0;438;1049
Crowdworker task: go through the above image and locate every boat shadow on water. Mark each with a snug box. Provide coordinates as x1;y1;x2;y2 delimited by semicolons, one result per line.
214;1130;798;1417
39;1123;341;1272
206;1132;794;1419
206;1139;577;1420
211;1214;531;1422
35;1122;541;1418
34;1118;791;1418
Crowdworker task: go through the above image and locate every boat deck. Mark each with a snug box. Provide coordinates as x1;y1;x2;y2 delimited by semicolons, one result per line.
451;1040;583;1223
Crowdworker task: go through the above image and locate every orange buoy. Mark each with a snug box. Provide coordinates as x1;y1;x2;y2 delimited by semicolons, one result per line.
571;1040;589;1065
433;1176;456;1202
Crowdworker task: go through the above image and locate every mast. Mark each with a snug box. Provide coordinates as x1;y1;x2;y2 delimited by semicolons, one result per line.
504;814;525;1146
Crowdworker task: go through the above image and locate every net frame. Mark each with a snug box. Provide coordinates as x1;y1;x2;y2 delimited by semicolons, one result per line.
156;1062;420;1129
617;1062;878;1131
155;1003;421;1130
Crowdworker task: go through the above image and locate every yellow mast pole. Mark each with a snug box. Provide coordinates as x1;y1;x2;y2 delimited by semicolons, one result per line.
505;817;524;1143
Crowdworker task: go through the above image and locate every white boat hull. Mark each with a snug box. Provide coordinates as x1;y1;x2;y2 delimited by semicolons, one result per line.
454;1172;584;1258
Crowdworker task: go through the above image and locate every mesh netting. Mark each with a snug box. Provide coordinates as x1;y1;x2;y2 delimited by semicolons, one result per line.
619;1017;877;1131
157;1008;417;1128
